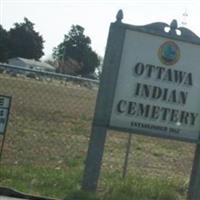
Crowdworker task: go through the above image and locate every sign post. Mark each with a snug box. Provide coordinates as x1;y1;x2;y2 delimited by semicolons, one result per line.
122;133;132;179
0;95;12;162
82;10;200;198
187;144;200;200
82;11;126;191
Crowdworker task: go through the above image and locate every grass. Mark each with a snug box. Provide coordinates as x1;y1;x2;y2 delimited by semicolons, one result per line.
68;175;186;200
0;73;195;199
0;165;82;198
101;175;185;200
0;165;186;200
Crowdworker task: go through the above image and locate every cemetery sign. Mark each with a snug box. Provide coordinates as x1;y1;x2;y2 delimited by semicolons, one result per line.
82;11;200;199
109;26;200;142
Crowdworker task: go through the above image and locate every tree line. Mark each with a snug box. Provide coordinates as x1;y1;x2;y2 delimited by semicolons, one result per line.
0;18;100;76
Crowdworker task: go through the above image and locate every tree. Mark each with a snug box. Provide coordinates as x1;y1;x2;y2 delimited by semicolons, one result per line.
95;56;103;79
0;25;9;62
9;18;44;60
53;25;100;75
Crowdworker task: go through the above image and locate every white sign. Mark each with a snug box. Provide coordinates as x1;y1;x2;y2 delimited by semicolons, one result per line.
110;30;200;142
0;95;11;134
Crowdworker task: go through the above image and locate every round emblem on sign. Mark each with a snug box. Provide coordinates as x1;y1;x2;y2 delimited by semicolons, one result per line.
158;41;180;65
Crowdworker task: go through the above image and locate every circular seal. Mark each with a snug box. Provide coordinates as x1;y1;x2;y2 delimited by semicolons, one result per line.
158;41;180;65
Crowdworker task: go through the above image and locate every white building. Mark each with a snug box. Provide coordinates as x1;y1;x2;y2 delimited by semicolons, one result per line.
8;57;55;72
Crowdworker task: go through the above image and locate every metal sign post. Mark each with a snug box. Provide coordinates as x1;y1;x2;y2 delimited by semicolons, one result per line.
122;133;132;179
82;10;200;198
0;95;12;162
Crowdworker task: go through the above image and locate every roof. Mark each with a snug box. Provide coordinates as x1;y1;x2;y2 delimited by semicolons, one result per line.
9;57;55;71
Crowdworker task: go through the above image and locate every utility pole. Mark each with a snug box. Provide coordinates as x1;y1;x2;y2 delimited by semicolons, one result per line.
181;10;188;27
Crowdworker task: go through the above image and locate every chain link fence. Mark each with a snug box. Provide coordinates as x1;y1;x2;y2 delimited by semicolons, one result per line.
0;63;98;162
0;63;196;198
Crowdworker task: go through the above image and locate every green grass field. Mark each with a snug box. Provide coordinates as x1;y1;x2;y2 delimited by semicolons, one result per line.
0;74;196;199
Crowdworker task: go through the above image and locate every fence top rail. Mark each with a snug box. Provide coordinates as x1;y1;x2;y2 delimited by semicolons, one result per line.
0;63;100;84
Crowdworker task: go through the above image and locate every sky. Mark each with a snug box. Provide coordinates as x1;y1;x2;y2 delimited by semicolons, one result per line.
0;0;200;60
